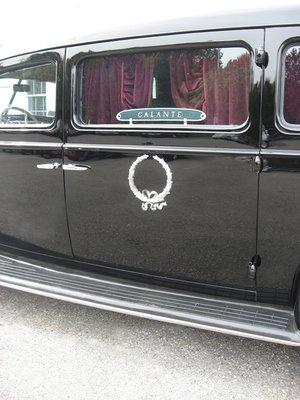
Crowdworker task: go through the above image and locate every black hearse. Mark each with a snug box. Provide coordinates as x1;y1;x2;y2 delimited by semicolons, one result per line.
0;6;299;346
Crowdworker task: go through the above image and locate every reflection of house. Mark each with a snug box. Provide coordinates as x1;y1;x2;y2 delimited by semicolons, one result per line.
0;77;55;118
27;79;55;117
27;80;46;116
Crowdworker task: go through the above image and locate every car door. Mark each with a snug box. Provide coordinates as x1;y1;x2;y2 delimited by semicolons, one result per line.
257;27;300;304
64;29;264;297
0;50;71;257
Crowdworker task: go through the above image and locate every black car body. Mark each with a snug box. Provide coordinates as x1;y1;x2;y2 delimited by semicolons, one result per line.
0;6;300;345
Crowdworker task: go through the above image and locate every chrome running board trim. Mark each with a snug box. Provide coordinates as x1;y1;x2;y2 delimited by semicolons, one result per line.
0;253;299;346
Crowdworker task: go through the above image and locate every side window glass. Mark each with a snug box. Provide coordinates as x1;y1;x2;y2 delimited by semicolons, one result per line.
76;46;251;129
282;45;300;126
0;63;56;127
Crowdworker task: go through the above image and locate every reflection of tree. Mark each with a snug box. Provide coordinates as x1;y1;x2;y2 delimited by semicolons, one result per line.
203;52;251;125
284;47;300;124
263;79;274;128
167;49;250;125
153;48;223;109
2;64;56;82
192;48;222;67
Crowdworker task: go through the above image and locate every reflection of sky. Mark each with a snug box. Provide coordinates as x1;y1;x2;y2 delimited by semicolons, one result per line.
221;47;248;66
286;45;300;55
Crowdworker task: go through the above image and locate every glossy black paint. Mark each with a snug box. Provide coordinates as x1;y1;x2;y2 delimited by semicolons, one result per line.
0;50;72;258
0;146;72;256
63;29;263;294
64;149;258;290
256;27;300;303
0;12;299;307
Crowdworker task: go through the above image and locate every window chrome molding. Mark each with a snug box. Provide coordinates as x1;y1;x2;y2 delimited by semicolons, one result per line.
70;34;253;134
63;143;259;156
70;119;250;135
71;117;250;133
275;40;300;135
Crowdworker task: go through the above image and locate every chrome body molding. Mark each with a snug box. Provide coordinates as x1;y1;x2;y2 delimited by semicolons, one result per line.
1;142;300;158
63;143;260;156
261;149;300;157
0;252;299;347
0;141;62;149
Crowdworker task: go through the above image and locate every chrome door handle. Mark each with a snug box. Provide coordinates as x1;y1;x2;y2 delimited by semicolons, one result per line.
36;163;91;171
36;162;61;170
62;164;91;171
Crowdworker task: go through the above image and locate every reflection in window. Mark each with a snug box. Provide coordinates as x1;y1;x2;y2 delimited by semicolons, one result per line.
283;46;300;125
0;63;56;126
79;47;251;127
27;80;47;116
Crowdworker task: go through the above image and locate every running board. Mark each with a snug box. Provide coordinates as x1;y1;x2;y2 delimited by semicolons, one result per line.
0;253;299;347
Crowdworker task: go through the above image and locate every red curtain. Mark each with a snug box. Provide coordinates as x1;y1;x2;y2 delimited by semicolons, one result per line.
169;51;250;125
83;51;250;126
83;59;110;124
169;51;205;109
83;55;155;124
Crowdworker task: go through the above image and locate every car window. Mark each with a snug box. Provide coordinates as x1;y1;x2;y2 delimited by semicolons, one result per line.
282;44;300;126
76;46;251;129
0;63;56;127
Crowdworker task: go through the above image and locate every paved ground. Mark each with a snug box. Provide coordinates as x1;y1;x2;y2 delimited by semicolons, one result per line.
0;287;299;400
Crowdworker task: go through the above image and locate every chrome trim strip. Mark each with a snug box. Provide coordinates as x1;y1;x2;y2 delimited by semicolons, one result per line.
0;141;62;149
72;115;249;132
63;143;259;156
261;149;300;157
71;121;249;133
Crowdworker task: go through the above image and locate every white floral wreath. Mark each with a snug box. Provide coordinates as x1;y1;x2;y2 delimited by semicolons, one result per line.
128;154;173;211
